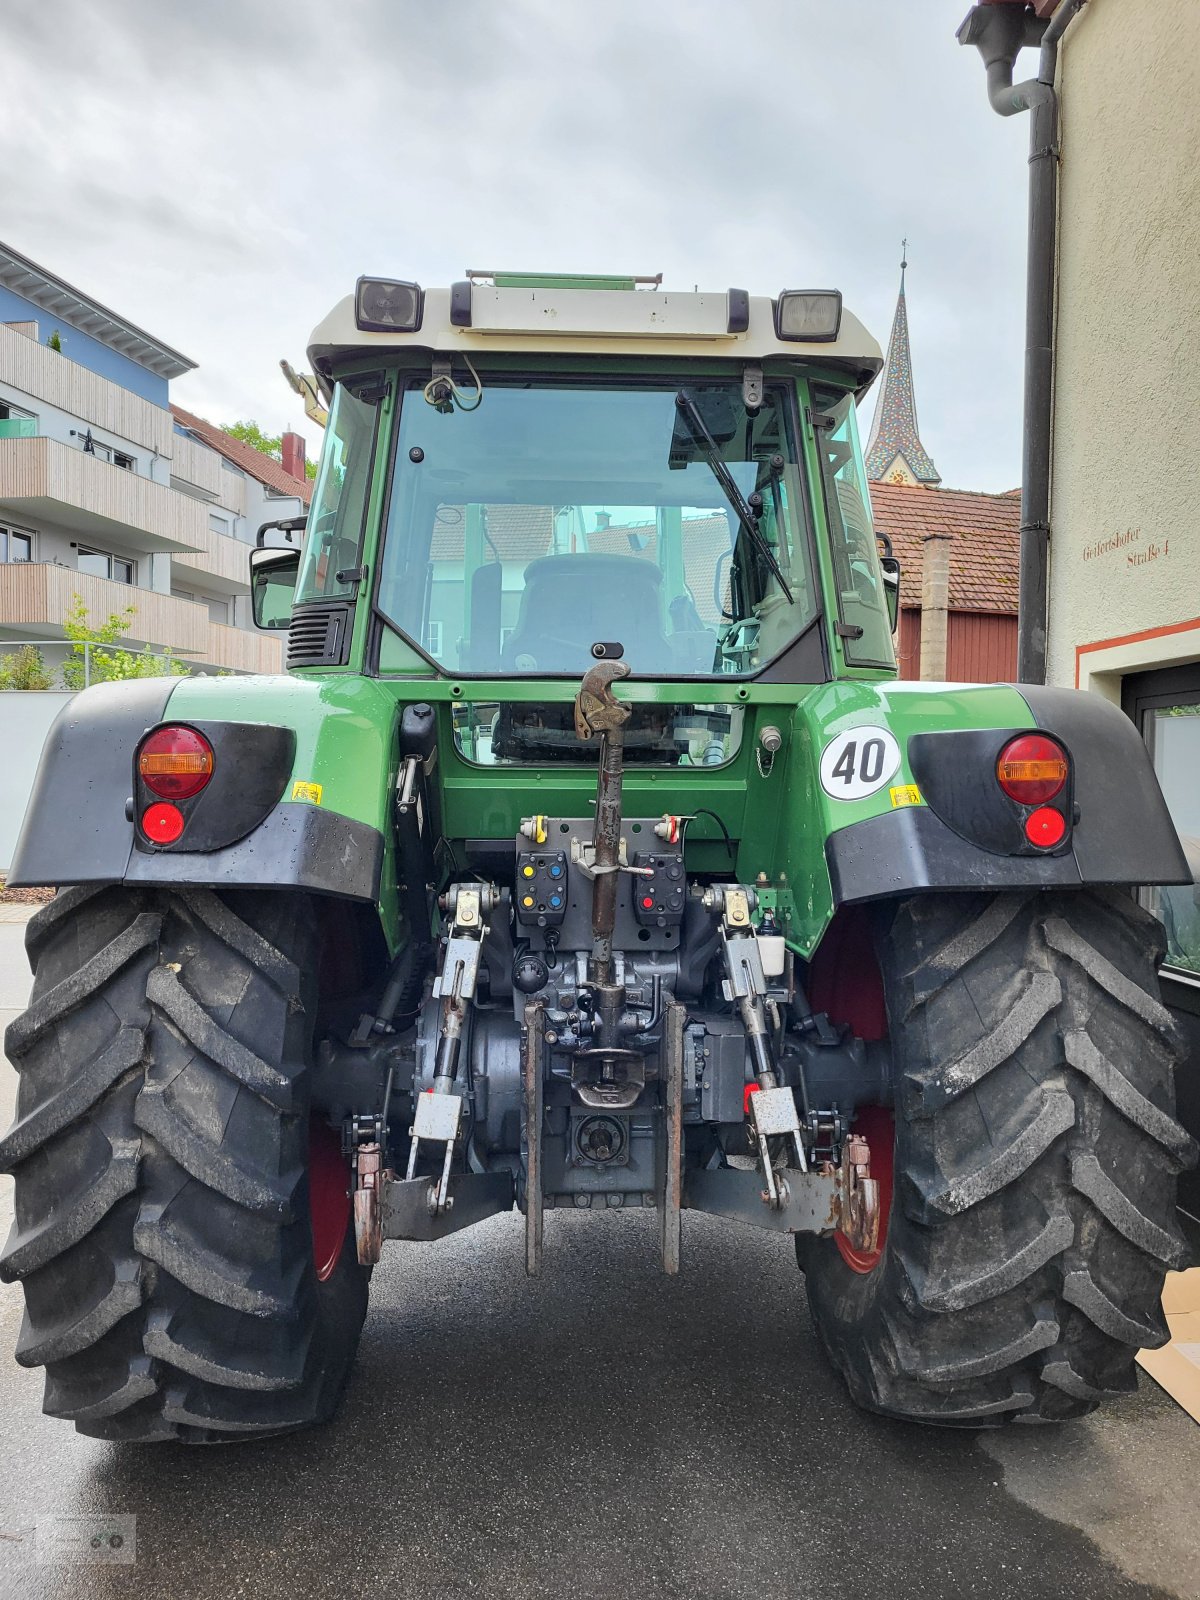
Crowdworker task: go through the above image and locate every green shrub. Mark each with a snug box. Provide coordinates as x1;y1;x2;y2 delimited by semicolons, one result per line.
0;644;54;691
60;595;191;690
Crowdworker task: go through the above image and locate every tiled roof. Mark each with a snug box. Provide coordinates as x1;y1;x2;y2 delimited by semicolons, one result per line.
170;405;313;505
430;505;553;561
869;479;1019;615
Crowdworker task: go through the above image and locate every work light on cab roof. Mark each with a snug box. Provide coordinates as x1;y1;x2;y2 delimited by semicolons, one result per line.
348;269;848;354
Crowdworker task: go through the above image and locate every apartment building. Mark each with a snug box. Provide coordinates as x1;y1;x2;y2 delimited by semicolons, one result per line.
0;238;309;676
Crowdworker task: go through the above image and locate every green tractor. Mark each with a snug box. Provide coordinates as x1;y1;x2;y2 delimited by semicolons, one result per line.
3;271;1194;1441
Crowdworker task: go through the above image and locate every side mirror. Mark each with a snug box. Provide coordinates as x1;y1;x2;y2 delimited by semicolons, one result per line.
250;546;300;630
880;555;901;634
256;514;307;550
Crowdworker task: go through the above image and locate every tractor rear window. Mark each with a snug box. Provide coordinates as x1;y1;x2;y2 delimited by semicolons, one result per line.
377;379;817;678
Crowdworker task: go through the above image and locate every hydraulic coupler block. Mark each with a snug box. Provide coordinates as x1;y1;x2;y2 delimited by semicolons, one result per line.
632;852;686;928
515;848;568;928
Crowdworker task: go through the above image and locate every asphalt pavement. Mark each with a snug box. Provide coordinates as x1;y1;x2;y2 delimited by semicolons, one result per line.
0;915;1197;1600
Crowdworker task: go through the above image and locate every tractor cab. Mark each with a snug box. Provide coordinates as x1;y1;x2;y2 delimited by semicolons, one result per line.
259;271;897;716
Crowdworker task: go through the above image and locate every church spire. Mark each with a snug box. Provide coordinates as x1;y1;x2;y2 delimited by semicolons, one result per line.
865;242;941;486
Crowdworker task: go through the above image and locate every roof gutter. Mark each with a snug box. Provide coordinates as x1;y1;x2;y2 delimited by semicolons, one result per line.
957;0;1085;684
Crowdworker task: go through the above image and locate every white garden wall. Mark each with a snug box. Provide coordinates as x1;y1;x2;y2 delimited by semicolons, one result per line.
0;692;73;872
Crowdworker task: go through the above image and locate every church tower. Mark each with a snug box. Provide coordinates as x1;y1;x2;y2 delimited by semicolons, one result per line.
865;246;941;487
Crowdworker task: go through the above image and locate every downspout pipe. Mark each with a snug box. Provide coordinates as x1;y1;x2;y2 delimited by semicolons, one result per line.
957;0;1085;684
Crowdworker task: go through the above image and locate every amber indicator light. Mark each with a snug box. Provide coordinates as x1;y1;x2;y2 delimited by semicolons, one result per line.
138;726;215;800
996;734;1068;806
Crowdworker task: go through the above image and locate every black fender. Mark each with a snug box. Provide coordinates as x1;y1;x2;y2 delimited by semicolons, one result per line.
826;684;1190;905
7;680;383;902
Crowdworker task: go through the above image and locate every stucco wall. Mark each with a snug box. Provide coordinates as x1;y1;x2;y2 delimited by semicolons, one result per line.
1047;0;1200;695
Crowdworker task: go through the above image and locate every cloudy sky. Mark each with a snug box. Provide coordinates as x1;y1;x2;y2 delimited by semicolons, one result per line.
4;0;1033;491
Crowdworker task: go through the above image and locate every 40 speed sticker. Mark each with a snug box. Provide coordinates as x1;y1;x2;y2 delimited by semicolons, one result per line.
819;726;901;800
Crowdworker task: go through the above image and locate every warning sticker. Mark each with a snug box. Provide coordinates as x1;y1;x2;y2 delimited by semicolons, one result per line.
291;781;323;805
889;784;922;809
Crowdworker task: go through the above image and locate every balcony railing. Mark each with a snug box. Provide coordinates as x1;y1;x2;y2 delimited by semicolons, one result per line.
205;621;283;675
0;561;209;652
168;429;225;501
0;436;206;553
0;568;282;675
0;324;175;457
174;524;254;588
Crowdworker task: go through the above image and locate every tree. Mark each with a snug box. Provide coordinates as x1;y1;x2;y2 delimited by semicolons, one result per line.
60;596;191;690
221;420;318;479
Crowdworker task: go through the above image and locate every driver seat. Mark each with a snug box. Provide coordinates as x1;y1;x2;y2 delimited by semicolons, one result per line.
500;554;671;672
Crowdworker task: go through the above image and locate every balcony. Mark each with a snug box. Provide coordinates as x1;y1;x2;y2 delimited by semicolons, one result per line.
0;324;175;456
205;621;283;674
0;561;209;652
167;429;224;500
174;524;254;590
0;436;205;553
0;564;283;675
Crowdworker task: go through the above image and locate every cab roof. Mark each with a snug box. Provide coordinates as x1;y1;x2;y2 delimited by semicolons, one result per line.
307;275;883;398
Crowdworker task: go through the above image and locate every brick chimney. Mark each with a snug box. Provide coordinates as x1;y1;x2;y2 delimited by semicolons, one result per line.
281;431;306;481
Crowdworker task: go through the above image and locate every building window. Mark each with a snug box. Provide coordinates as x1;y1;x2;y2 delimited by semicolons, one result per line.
0;525;34;562
75;432;135;471
0;400;37;439
426;621;443;656
1123;663;1200;977
207;597;229;625
208;512;231;536
77;546;135;585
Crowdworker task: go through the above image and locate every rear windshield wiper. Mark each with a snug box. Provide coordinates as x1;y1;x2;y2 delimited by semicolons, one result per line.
674;391;793;605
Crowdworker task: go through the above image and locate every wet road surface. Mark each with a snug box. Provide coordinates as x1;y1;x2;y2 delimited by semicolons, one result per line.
0;918;1196;1600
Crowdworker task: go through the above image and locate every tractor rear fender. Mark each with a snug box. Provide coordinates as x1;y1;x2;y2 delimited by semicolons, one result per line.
6;675;390;907
820;682;1190;907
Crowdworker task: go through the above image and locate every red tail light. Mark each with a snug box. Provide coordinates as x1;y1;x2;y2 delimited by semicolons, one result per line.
996;735;1068;805
141;802;185;844
138;726;214;800
1025;806;1067;849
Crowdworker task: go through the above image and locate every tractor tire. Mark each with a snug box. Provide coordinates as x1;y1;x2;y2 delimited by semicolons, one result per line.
0;885;369;1443
797;889;1197;1426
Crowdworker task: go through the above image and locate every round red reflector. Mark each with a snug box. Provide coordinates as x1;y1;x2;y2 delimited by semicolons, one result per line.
142;802;185;844
1025;806;1067;849
996;734;1068;804
138;726;214;800
642;896;655;909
